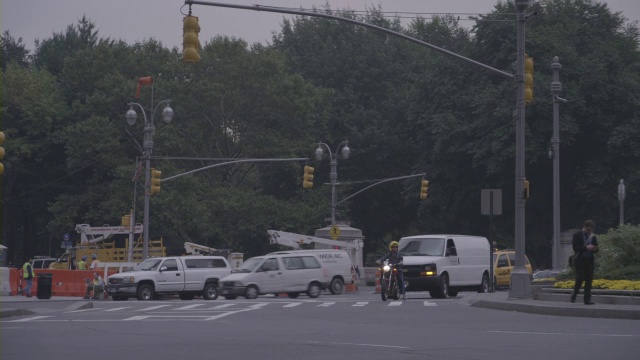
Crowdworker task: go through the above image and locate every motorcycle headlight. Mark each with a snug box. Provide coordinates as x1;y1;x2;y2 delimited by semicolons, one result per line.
383;265;391;272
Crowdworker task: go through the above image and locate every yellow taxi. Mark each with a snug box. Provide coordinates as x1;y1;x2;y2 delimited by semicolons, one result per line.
492;249;532;289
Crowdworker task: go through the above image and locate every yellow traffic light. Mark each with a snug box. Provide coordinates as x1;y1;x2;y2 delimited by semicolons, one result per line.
150;168;162;194
523;178;530;200
524;55;534;104
303;166;314;189
0;131;5;175
420;180;429;200
183;15;201;63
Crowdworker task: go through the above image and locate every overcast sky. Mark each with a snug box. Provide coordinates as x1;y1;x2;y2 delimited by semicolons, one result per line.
2;0;639;51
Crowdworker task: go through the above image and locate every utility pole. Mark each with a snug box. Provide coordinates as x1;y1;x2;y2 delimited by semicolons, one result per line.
509;0;533;299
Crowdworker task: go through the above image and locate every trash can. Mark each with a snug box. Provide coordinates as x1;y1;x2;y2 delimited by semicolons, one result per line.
37;273;52;299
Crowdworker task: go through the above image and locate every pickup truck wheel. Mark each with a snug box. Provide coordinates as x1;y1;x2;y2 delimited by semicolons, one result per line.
307;282;321;298
136;284;154;301
203;283;219;300
329;278;344;295
245;285;259;299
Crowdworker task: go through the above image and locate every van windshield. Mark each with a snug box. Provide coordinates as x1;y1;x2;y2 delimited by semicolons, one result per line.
398;238;445;256
234;257;263;273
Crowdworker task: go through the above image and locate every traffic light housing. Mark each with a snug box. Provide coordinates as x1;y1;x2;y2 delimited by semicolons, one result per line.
150;168;162;194
420;180;429;200
303;166;314;189
0;131;5;175
523;178;530;200
524;55;533;104
183;15;201;63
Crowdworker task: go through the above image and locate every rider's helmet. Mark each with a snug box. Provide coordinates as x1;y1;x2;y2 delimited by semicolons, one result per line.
92;253;97;259
389;241;399;250
81;255;88;261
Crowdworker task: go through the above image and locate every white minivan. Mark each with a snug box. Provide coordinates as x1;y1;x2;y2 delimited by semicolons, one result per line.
399;234;491;298
218;253;328;299
268;249;353;294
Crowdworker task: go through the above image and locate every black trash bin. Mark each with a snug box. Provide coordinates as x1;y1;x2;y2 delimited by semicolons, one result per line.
37;273;52;299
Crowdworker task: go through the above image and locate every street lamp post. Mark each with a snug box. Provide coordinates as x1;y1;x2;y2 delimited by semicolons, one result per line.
125;100;174;259
618;179;626;225
315;140;351;226
550;56;566;271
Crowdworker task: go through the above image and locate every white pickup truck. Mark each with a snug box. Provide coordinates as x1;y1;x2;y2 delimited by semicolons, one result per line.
106;256;232;301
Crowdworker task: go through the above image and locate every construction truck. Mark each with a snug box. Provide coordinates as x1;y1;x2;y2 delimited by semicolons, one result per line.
49;217;166;270
183;242;244;270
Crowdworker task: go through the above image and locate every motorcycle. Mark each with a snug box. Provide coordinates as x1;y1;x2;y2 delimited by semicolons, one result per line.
379;260;401;301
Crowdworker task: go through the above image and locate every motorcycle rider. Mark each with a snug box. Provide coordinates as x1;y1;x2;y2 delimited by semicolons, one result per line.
377;240;405;300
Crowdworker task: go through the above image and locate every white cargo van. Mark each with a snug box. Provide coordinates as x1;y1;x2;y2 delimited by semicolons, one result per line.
268;249;353;294
219;253;329;299
399;234;491;298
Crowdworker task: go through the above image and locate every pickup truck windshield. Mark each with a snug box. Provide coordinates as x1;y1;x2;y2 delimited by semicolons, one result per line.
134;259;162;271
399;238;445;256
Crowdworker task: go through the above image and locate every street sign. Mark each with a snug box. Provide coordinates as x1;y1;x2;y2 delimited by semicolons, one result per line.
481;189;502;215
330;224;341;240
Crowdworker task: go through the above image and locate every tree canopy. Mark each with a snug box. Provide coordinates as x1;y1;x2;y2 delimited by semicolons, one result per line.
2;0;639;268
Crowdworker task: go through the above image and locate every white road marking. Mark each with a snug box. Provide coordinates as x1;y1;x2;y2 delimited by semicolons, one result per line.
103;307;131;312
210;303;236;309
352;302;368;307
137;305;171;312
318;302;336;307
66;308;101;313
423;301;437;306
388;301;403;306
488;330;638;337
283;302;302;308
123;316;150;321
174;304;205;310
7;316;53;322
332;342;410;349
248;303;270;309
206;308;256;321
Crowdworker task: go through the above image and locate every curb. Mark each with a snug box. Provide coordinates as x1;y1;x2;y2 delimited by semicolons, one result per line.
470;299;640;320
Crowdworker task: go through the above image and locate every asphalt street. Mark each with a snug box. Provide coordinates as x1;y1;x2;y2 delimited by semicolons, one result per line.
2;287;640;360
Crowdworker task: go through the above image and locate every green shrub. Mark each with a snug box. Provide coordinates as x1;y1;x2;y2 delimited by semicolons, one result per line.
597;224;640;280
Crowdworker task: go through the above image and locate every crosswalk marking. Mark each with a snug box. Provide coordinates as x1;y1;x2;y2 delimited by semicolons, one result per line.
210;303;236;309
66;308;101;313
8;316;52;322
103;307;131;312
123;316;150;321
388;301;403;306
174;304;205;310
283;302;302;308
137;305;171;312
249;303;269;309
318;302;336;307
353;302;368;307
423;301;437;307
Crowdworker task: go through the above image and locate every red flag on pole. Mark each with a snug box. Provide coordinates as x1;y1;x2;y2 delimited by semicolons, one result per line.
135;77;153;99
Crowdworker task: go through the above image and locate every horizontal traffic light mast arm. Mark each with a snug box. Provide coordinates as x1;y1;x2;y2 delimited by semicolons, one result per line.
161;157;309;182
185;0;513;79
336;173;426;206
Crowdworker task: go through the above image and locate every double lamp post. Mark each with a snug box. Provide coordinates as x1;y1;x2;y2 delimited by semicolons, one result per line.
315;140;350;226
125;98;174;259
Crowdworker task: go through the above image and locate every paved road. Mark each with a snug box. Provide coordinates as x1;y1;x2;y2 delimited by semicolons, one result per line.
3;290;640;360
